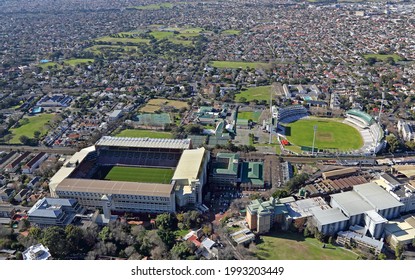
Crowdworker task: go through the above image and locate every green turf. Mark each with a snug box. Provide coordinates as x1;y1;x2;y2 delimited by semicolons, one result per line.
9;114;54;144
210;61;269;69
114;129;172;138
64;59;94;66
256;231;358;260
363;53;403;62
235;86;273;104
284;118;363;151
105;166;174;184
237;111;261;122
222;29;241;35
150;31;174;40
39;62;60;70
95;36;150;45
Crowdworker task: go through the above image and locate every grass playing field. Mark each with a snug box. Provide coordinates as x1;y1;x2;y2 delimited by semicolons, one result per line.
363;53;403;62
235;86;273;104
283;118;363;151
210;61;269;69
237;111;261;122
114;129;172;139
256;231;358;260
105;166;174;184
140;98;188;113
9;114;54;144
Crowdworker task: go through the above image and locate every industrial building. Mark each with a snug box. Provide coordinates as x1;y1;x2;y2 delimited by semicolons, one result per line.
310;207;349;235
330;182;403;238
384;214;415;249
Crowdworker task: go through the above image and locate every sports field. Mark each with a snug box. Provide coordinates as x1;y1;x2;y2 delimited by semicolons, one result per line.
210;61;269;69
9;114;54;144
256;231;358;260
283;118;363;151
237;111;261;122
114;129;172;138
105;166;174;184
140;98;188;113
363;53;402;62
235;86;273;104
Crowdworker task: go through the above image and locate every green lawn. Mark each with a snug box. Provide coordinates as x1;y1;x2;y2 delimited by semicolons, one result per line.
256;231;358;260
222;29;241;35
105;166;175;184
284;118;363;151
237;111;261;122
210;61;269;69
9;114;54;144
85;45;140;56
95;36;150;45
114;129;172;138
235;86;273;104
363;53;403;62
150;31;174;40
64;59;94;66
39;62;60;70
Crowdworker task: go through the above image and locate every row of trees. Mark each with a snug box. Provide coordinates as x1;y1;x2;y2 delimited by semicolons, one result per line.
2;210;209;260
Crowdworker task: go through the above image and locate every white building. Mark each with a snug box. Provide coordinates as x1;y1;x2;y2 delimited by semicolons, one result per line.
23;244;51;260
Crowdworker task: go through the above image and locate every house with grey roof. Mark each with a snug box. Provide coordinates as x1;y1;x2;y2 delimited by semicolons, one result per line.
27;197;85;227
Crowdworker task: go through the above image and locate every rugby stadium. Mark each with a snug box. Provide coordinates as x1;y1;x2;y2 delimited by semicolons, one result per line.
275;105;385;155
49;136;210;214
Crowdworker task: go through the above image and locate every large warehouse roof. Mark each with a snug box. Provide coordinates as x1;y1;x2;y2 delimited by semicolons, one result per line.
330;191;373;216
311;207;349;225
56;178;174;197
354;182;404;210
95;136;191;149
173;148;206;180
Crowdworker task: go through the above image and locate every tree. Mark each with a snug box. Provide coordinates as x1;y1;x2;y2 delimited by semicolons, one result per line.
157;229;175;249
98;226;111;242
19;135;29;145
155;213;174;230
395;244;404;260
386;134;400;153
171;242;192;260
42;226;68;259
65;225;84;253
33;130;41;139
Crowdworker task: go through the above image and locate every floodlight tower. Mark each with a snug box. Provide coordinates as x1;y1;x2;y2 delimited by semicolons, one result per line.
312;125;317;156
374;92;385;156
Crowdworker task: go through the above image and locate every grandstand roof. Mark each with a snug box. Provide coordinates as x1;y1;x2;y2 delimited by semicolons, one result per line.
95;136;191;149
346;109;374;125
173;148;207;180
49;146;95;197
56;178;174;197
